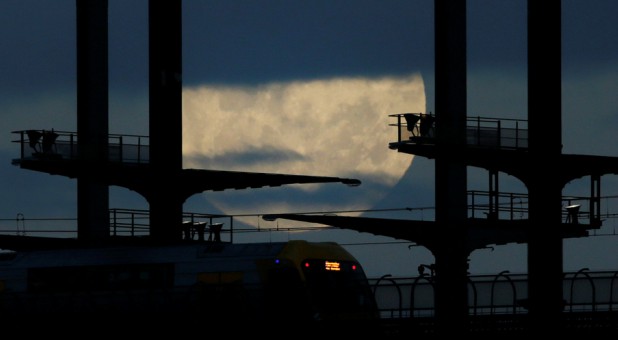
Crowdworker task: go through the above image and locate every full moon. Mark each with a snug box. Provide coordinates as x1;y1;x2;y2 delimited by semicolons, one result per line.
182;74;425;218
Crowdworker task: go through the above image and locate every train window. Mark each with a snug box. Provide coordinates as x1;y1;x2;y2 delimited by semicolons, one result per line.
197;271;243;285
27;263;174;293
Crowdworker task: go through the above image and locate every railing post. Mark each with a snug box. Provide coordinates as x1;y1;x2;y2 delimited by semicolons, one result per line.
413;274;435;318
111;209;117;236
70;133;75;159
467;277;478;316
469;191;476;218
19;131;25;159
569;268;596;312
229;216;234;243
490;270;517;315
515;120;519;149
397;114;402;143
118;135;123;162
137;136;142;164
496;119;502;148
610;271;618;312
476;116;481;147
373;274;403;319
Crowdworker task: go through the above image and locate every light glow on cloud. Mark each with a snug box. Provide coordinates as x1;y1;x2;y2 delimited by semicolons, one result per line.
181;74;425;217
183;75;424;183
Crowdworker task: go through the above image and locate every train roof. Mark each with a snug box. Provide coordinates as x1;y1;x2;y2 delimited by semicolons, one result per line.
0;235;354;268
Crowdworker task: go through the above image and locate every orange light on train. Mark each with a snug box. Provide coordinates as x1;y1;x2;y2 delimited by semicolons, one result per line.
325;261;341;271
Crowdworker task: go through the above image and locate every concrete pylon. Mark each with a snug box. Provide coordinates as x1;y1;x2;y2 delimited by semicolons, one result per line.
76;0;110;242
526;0;565;330
148;0;184;241
433;0;469;334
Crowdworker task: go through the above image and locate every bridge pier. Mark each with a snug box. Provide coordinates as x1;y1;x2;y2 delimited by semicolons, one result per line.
526;0;565;330
433;0;469;334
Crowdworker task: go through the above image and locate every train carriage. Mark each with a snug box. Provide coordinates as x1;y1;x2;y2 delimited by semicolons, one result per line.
0;239;379;325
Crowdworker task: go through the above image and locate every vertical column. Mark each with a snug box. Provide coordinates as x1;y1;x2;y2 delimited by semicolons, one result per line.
76;0;110;242
148;0;183;241
526;0;564;331
590;175;601;225
433;0;469;334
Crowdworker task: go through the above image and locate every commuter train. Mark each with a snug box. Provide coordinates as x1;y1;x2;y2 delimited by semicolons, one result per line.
0;239;379;324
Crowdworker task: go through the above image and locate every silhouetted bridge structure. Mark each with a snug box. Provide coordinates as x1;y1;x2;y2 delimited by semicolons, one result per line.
371;270;618;336
10;129;613;229
2;209;618;335
8;121;618;335
8;2;618;335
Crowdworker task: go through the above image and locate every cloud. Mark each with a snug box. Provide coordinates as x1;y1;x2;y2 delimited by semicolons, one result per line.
184;145;307;169
183;75;424;181
182;74;425;216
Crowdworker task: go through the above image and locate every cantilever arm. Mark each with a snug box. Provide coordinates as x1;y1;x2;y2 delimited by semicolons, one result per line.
181;168;361;190
175;168;361;198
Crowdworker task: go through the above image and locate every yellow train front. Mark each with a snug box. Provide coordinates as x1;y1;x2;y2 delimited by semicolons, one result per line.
191;240;379;323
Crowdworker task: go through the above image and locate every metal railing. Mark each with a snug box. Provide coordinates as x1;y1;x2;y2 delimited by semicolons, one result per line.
0;209;235;243
389;114;528;150
370;269;618;319
12;129;150;164
468;190;607;226
108;208;235;242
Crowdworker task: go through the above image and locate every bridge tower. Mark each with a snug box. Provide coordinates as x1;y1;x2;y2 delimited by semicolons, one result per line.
263;0;614;334
12;0;360;245
76;0;110;242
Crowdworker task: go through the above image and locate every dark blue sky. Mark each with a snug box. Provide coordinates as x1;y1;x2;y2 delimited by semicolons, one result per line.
1;0;618;277
3;0;617;110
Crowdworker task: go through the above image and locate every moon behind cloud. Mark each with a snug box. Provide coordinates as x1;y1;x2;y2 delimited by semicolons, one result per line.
182;75;425;216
